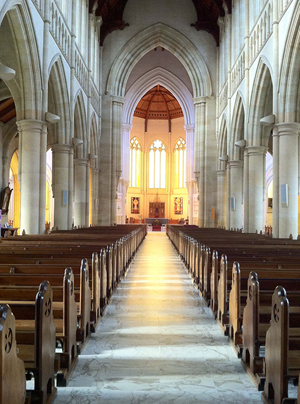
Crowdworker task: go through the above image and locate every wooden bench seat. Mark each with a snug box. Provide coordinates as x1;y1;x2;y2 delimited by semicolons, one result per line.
6;281;57;404
0;304;26;404
261;287;300;404
0;266;85;386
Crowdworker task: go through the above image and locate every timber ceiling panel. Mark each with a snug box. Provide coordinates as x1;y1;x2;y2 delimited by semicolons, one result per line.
0;98;16;124
89;0;231;45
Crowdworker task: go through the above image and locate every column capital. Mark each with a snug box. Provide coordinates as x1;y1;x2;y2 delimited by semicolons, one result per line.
193;96;207;106
184;124;195;133
216;169;226;176
227;160;243;168
246;146;267;156
17;119;45;132
122;123;133;132
112;95;125;105
51;143;73;154
74;158;89;166
275;122;300;136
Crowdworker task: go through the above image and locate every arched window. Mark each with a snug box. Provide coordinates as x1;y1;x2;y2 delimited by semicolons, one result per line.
149;139;166;189
130;137;142;188
174;138;186;188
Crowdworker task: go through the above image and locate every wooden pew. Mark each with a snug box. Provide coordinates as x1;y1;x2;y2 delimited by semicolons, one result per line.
0;304;26;404
262;287;300;404
0;260;91;385
10;281;57;404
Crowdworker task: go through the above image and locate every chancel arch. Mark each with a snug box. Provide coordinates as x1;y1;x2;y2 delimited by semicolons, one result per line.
121;68;196;224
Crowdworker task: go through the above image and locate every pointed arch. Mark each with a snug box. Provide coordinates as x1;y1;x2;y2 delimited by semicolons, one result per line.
278;1;300;121
48;56;70;145
89;113;98;169
74;91;87;158
106;23;212;99
230;93;245;160
123;67;194;126
0;2;42;120
218;116;228;171
248;58;273;146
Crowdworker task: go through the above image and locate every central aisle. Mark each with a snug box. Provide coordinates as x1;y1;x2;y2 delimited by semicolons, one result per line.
54;233;262;404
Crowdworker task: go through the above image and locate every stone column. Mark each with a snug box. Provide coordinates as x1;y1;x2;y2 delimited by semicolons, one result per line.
217;170;226;227
121;123;132;224
39;123;47;233
245;146;266;233
17;119;45;234
91;168;99;226
111;97;124;224
185;125;195;224
194;97;206;227
74;158;89;227
52;144;72;230
227;160;243;230
272;126;279;237
277;123;300;238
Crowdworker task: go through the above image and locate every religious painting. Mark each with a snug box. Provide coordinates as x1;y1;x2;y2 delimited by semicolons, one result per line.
131;197;140;214
174;197;183;215
0;185;13;215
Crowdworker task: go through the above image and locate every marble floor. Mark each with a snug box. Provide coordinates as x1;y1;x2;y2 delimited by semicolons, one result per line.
53;232;262;404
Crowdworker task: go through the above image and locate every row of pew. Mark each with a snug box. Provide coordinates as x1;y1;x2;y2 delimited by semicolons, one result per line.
0;224;147;404
167;225;300;404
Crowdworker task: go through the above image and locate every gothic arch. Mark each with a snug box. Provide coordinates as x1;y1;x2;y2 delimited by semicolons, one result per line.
74;91;87;158
278;1;300;121
248;59;273;146
0;2;42;120
218;116;228;171
230;94;245;160
89;113;98;169
106;23;212;99
123;67;195;126
48;56;71;145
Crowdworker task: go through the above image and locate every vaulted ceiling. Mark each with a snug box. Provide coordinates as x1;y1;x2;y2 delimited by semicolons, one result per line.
134;85;183;132
89;0;231;45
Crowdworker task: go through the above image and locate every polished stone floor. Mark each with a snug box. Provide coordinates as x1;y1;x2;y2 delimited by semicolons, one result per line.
53;232;262;404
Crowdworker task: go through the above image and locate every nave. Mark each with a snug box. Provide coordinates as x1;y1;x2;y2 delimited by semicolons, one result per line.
53;233;261;404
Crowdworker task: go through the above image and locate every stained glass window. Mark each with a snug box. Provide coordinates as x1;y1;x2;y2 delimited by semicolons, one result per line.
149;139;166;189
174;138;186;188
130;137;141;188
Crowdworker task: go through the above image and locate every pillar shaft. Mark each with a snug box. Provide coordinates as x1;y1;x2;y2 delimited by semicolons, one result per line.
52;144;72;230
245;146;266;233
277;123;300;238
217;170;226;227
185;125;195;224
74;158;89;227
194;97;206;227
17;119;45;234
91;168;99;226
272;126;279;237
228;160;243;230
111;97;124;224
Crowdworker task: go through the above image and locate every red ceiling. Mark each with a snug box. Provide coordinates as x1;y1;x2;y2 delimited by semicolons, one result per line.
89;0;231;45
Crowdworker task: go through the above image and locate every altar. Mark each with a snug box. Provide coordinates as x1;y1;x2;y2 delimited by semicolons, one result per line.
146;218;168;232
145;218;169;225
